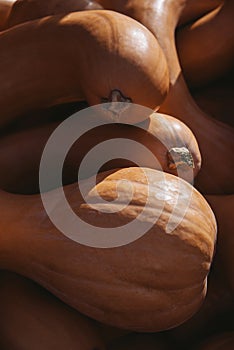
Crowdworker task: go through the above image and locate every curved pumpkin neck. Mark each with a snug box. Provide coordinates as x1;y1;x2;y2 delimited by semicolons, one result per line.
0;0;16;30
0;190;40;269
99;0;187;83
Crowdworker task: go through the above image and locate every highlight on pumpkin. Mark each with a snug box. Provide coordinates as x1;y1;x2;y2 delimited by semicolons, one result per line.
0;0;232;346
38;103;197;248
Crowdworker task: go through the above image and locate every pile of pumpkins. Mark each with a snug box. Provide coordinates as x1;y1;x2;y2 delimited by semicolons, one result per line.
0;1;233;349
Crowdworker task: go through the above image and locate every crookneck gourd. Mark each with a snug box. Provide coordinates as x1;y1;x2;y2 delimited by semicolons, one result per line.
0;0;104;30
0;112;201;193
97;0;234;194
177;1;234;87
0;271;106;350
0;167;216;331
0;10;169;126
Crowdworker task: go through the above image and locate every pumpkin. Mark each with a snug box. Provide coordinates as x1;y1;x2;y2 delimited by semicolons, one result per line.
0;271;106;350
0;0;103;30
0;0;15;30
0;167;216;331
96;0;234;194
108;333;171;350
0;10;169;126
195;332;234;350
177;1;234;87
205;195;234;293
178;0;224;26
0;112;201;193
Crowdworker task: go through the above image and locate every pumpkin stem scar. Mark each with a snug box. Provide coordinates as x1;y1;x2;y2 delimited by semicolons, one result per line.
167;147;194;169
101;89;132;121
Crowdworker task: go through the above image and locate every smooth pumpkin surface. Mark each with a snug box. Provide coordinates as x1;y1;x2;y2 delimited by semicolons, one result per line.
195;332;234;350
178;0;224;26
0;271;106;350
0;167;216;331
0;10;169;126
177;1;234;87
0;0;15;30
96;0;234;194
0;0;103;30
205;195;234;293
0;112;201;193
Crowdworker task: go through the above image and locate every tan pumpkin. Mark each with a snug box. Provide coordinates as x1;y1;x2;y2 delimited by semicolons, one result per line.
0;0;103;30
0;271;106;350
0;10;169;126
0;167;216;331
177;1;234;87
205;195;234;293
97;0;234;194
0;112;201;193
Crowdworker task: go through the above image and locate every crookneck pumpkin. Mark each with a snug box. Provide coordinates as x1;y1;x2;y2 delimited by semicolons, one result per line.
205;195;234;294
0;10;169;126
178;0;223;26
97;0;234;194
0;167;216;331
177;1;234;87
0;271;106;350
0;0;103;30
0;112;201;193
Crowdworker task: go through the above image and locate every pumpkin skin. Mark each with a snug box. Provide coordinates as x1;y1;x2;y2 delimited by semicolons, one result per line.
195;332;234;350
0;271;106;350
96;0;234;194
205;195;234;293
0;10;169;126
0;0;15;30
98;0;223;26
0;112;201;193
177;1;234;87
0;167;216;331
0;0;103;30
178;0;224;26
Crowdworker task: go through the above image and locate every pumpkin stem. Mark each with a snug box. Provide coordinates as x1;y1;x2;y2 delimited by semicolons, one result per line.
167;147;194;169
101;89;132;121
102;89;132;104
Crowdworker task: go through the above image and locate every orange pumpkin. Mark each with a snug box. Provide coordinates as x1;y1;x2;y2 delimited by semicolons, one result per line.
0;10;169;126
96;0;234;194
177;1;234;87
0;271;106;350
0;112;201;193
0;0;103;30
0;167;216;331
